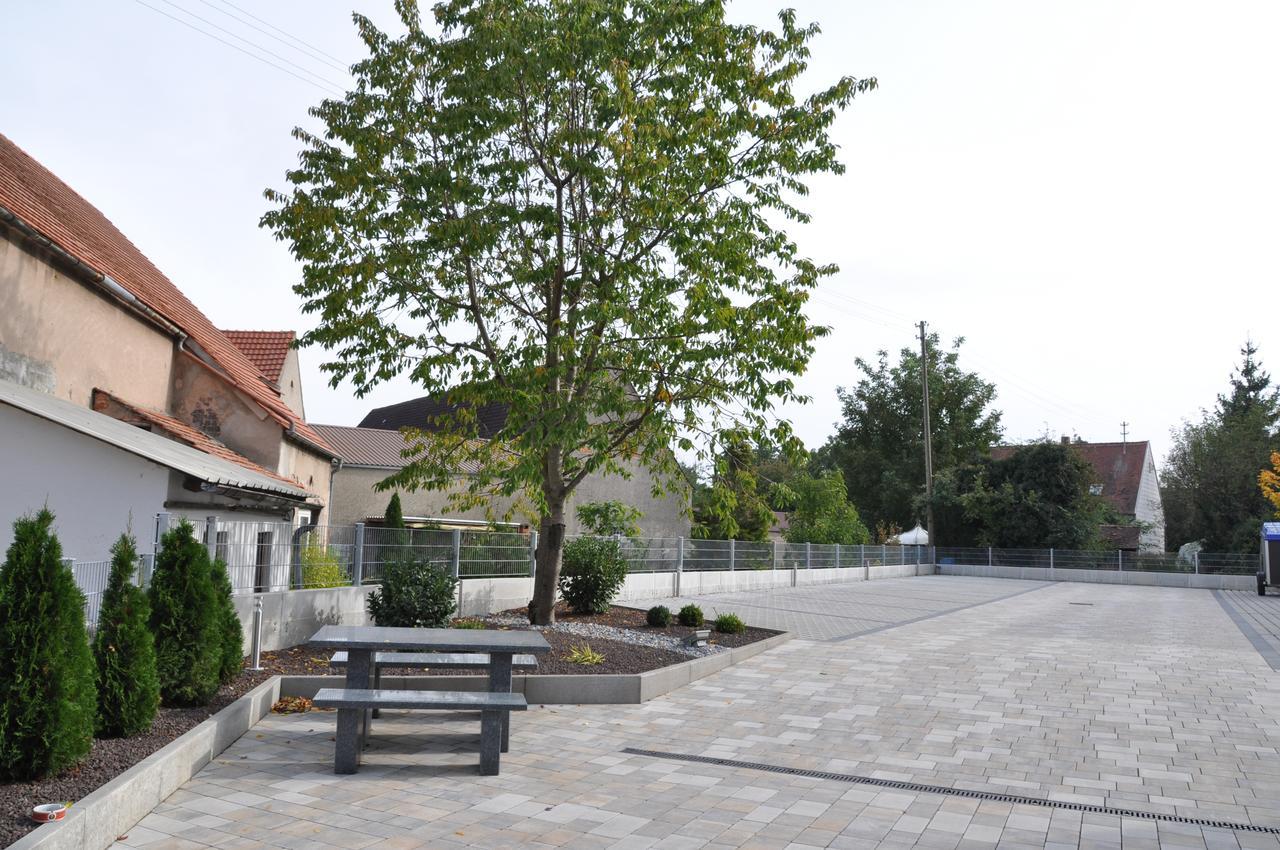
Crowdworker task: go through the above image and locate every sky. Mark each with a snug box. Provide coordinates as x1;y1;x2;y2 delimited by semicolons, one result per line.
4;0;1279;466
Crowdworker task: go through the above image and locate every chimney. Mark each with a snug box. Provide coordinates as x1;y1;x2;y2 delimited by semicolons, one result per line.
1060;435;1070;445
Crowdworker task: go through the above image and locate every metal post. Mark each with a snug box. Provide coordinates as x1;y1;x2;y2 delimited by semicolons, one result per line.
452;529;463;614
249;598;264;671
1049;547;1055;579
205;515;218;562
773;539;781;570
529;530;538;577
1194;551;1200;575
729;539;735;572
988;546;993;567
675;536;684;596
835;543;841;569
881;544;887;567
1118;549;1123;572
352;523;365;585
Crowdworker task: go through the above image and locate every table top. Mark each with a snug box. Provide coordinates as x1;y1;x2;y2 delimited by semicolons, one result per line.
308;625;551;654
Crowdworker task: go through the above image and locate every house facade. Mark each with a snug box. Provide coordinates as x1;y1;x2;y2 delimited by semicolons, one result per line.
0;133;337;557
316;414;691;538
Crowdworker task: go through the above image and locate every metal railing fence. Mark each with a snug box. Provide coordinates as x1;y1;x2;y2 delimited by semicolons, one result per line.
934;546;1259;575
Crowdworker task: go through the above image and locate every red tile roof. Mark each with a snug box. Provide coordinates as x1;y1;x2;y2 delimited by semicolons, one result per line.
221;330;295;384
990;441;1150;515
93;389;313;495
0;133;334;457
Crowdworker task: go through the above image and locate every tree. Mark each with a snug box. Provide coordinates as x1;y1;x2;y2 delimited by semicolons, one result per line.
148;521;221;706
691;431;776;541
817;333;1001;537
777;469;869;545
575;500;641;537
211;560;244;684
263;0;874;623
94;533;160;738
384;492;405;531
0;510;96;779
1163;342;1279;551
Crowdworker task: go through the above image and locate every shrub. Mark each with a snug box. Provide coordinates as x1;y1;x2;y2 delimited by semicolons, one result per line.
301;542;348;589
452;618;486;629
368;555;457;627
0;510;96;780
94;533;159;738
713;612;746;634
646;605;672;627
149;521;221;706
677;604;704;627
566;644;605;665
384;492;405;530
558;537;628;615
211;559;244;684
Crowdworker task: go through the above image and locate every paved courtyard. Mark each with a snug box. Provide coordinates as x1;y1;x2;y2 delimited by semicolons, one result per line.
112;576;1280;850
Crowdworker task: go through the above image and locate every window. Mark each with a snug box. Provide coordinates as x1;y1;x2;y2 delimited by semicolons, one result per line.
254;531;274;593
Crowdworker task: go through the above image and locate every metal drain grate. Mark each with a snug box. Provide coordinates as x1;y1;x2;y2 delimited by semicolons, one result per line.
620;748;1280;835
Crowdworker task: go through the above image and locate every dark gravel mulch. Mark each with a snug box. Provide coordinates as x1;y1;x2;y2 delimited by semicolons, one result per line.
539;603;779;649
0;667;274;848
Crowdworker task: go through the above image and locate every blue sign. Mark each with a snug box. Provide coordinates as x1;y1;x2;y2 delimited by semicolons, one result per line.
1263;522;1280;540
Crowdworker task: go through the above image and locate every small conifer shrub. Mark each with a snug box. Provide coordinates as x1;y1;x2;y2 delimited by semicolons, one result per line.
0;510;97;779
677;604;704;627
148;521;221;706
211;558;244;684
94;533;160;738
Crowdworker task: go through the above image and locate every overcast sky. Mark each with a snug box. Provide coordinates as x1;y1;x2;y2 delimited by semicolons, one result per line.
5;1;1278;465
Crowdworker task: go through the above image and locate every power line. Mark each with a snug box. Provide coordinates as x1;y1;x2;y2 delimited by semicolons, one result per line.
194;0;350;73
209;0;349;67
132;0;345;96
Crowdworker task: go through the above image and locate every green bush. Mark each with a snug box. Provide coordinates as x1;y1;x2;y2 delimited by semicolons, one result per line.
367;555;457;627
149;521;221;706
558;537;628;615
94;533;159;738
452;618;486;629
677;604;704;627
0;510;96;780
713;612;746;634
646;605;672;627
301;542;348;589
211;559;243;684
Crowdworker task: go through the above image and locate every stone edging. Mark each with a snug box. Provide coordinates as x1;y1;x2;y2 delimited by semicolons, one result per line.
280;630;793;705
8;677;281;850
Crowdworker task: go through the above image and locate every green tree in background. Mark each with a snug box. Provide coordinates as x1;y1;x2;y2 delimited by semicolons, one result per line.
691;432;776;541
1162;342;1279;552
576;500;641;537
0;510;96;779
817;333;1002;536
262;0;874;623
94;533;159;738
148;521;221;706
384;492;405;531
776;469;870;545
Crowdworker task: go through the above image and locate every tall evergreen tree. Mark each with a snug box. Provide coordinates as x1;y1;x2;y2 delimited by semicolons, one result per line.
384;492;405;530
148;521;221;706
210;559;244;684
0;510;96;779
94;533;160;738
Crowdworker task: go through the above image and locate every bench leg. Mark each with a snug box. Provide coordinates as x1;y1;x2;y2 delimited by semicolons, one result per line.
479;710;503;776
334;708;362;774
487;652;514;755
371;665;381;720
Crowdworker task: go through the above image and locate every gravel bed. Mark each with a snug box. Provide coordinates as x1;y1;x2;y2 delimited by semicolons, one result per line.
486;613;724;657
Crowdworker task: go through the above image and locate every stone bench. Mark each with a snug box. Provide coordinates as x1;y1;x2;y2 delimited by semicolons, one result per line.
312;687;528;775
329;651;539;717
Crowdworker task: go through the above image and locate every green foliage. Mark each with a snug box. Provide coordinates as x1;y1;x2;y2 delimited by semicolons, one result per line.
777;470;870;545
452;618;487;629
576;501;641;538
211;559;243;685
384;493;405;530
646;605;672;627
566;644;605;666
713;612;746;634
1164;342;1279;552
0;510;96;780
148;521;221;706
817;333;1002;535
94;533;159;738
262;0;873;624
692;431;777;541
558;537;628;615
300;542;349;589
367;555;458;627
678;604;705;628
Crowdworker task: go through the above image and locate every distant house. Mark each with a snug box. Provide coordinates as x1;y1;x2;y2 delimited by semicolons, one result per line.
316;394;690;537
0;133;337;557
991;438;1165;552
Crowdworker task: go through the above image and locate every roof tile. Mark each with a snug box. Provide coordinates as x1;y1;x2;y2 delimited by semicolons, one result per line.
221;330;295;383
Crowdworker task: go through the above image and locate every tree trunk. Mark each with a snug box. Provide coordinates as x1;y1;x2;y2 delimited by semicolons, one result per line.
531;499;566;625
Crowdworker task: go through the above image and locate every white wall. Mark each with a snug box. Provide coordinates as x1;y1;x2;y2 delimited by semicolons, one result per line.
0;404;170;559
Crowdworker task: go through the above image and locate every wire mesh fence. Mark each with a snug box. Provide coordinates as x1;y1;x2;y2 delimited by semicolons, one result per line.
935;546;1259;575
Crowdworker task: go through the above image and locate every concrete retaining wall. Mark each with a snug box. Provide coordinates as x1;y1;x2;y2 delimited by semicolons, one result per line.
10;678;281;850
937;563;1255;591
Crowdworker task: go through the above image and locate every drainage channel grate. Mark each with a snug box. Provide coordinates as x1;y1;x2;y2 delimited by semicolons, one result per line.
620;748;1280;835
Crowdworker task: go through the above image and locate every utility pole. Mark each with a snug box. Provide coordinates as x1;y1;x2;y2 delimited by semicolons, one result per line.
1120;421;1129;454
919;321;935;545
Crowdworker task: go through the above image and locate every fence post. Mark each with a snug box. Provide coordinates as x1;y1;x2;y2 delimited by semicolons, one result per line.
1193;551;1200;575
352;522;365;586
1118;549;1123;572
1049;547;1055;580
988;546;993;567
452;529;463;615
529;530;538;578
729;538;735;572
204;515;218;562
773;539;781;570
249;598;265;671
675;536;684;596
835;543;841;569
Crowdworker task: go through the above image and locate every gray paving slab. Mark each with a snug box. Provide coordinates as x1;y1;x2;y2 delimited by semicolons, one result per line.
1215;590;1280;670
109;577;1280;849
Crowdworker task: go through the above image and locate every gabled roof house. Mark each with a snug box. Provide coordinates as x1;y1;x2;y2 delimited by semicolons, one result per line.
0;132;337;558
